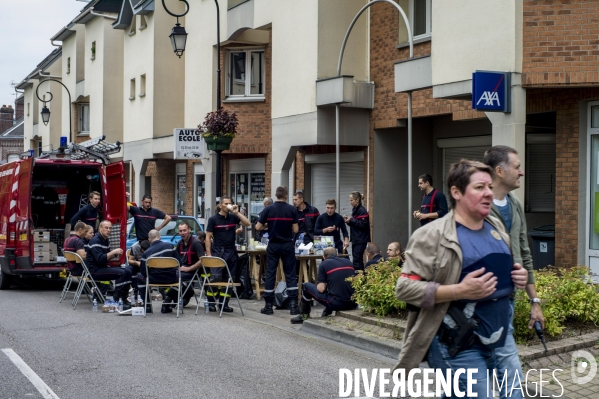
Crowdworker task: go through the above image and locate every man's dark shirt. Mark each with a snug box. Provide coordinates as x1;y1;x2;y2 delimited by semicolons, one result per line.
318;256;356;302
258;201;298;243
177;236;205;267
207;212;241;248
296;202;320;244
129;206;167;241
314;213;348;248
348;204;371;243
70;204;99;228
140;240;181;281
365;254;383;269
419;188;448;226
86;233;112;273
64;234;85;275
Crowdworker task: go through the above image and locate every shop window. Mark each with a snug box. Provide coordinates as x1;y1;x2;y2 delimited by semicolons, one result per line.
176;174;186;215
226;49;265;98
196;174;206;223
526;134;556;212
229;172;266;219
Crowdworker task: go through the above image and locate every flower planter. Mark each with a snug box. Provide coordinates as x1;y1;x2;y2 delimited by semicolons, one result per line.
204;135;233;151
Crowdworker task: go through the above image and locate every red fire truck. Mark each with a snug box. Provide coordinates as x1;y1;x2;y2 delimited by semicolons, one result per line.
0;137;127;289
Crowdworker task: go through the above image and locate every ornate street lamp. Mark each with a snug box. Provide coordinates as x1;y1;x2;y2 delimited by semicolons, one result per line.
40;105;51;126
35;78;73;143
169;21;188;58
162;0;225;198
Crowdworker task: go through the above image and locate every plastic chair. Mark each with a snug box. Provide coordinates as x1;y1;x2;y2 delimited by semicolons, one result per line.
63;251;106;309
145;257;183;318
195;256;244;318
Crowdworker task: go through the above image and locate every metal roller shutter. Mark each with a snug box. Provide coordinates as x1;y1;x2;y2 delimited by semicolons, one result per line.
311;162;364;218
443;146;489;187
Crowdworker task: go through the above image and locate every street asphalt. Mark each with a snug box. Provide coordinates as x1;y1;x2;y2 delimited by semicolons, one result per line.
0;278;394;399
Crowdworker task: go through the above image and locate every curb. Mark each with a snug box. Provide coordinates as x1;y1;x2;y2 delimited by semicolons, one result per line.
301;319;402;359
336;310;406;331
518;331;599;362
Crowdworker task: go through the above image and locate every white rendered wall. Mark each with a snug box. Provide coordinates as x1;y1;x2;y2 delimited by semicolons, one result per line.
432;0;523;86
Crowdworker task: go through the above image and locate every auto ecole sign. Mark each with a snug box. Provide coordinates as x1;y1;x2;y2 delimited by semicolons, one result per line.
174;128;204;159
472;71;510;113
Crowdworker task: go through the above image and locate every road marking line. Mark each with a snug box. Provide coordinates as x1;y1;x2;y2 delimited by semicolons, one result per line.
1;348;60;399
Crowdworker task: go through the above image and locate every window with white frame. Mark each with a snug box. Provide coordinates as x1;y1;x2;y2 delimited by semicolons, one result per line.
410;0;432;39
226;49;265;98
78;103;90;134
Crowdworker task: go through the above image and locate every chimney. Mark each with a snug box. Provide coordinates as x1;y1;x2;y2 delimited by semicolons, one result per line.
15;97;24;120
0;105;14;134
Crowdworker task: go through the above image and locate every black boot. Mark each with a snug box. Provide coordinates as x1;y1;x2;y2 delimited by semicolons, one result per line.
290;300;311;324
289;299;300;315
221;297;233;313
321;308;333;317
260;299;274;315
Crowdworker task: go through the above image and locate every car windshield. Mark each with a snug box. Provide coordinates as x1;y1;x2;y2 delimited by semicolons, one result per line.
157;218;201;237
128;217;201;239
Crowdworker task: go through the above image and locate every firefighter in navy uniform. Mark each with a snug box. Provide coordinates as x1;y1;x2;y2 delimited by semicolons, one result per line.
86;220;131;309
413;173;448;227
344;191;371;271
63;222;88;276
69;191;102;229
205;196;250;312
127;194;171;242
293;191;319;244
173;222;206;310
137;229;181;314
256;186;300;315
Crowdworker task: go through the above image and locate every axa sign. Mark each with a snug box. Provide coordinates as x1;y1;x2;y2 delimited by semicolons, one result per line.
472;71;510;113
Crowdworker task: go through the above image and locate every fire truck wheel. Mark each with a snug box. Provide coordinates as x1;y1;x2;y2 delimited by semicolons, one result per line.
0;269;12;290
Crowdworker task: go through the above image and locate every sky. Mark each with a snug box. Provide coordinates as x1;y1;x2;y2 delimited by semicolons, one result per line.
0;0;86;113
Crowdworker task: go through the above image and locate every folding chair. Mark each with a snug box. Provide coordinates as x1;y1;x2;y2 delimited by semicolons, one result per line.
195;256;244;318
63;251;106;309
145;257;183;318
179;267;203;308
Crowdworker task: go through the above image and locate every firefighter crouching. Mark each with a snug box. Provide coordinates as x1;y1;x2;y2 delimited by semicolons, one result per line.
205;196;250;313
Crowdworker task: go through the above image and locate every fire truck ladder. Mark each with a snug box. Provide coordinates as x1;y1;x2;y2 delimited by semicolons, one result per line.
36;136;122;164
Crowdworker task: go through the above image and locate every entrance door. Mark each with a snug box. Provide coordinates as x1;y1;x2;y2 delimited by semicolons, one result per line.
586;102;599;280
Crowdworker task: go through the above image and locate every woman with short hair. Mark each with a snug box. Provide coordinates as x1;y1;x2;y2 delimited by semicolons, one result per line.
395;159;528;398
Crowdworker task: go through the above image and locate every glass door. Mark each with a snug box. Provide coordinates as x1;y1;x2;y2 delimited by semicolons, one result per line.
587;103;599;280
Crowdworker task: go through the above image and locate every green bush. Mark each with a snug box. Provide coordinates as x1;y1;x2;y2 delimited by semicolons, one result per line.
348;258;405;317
513;266;599;343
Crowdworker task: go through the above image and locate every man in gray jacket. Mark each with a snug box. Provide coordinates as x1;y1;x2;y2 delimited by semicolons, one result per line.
484;145;545;399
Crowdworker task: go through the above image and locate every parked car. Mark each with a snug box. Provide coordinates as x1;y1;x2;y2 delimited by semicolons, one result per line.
126;215;204;249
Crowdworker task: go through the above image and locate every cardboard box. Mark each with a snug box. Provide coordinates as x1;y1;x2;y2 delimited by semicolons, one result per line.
33;230;50;242
33;242;58;253
33;251;56;262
